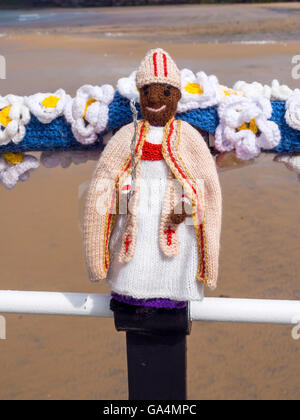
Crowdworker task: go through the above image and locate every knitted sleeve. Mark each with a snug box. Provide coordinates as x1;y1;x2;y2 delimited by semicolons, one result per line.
83;123;134;282
179;121;222;290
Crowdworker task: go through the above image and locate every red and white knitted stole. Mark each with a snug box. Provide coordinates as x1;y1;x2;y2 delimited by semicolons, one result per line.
118;143;144;263
159;171;180;257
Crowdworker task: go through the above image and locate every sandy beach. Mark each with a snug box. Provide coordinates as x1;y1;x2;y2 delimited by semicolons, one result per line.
0;3;299;400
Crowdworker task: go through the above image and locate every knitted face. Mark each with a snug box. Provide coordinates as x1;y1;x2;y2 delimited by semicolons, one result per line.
139;83;181;127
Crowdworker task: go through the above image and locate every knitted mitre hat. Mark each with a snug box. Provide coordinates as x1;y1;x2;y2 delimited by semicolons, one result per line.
136;48;181;90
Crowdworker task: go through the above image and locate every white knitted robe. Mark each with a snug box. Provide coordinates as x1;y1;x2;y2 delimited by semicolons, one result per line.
107;125;204;302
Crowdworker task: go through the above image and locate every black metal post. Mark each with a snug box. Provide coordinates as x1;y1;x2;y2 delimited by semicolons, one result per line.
110;299;191;400
126;331;187;400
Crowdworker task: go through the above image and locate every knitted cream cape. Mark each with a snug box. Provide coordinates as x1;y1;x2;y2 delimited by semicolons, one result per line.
83;118;222;290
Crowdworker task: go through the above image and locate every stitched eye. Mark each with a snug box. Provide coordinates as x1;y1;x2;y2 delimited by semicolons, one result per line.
143;87;149;96
164;88;171;97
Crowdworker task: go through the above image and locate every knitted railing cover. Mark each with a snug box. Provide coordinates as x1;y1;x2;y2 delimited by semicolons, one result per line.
0;92;299;154
0;115;102;153
269;101;300;154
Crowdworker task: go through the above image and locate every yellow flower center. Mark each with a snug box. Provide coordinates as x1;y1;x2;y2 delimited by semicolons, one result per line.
41;95;60;109
223;88;239;97
0;107;12;127
84;99;96;120
2;153;24;165
225;88;239;97
185;82;203;95
238;118;258;135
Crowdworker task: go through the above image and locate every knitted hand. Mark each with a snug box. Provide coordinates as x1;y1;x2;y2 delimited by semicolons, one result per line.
170;198;193;225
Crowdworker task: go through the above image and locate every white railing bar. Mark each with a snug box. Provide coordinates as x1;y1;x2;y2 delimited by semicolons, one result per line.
189;298;300;324
0;291;113;318
0;291;300;325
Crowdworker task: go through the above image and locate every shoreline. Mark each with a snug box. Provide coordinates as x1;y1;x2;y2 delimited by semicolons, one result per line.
2;32;300;59
1;32;299;96
0;3;300;43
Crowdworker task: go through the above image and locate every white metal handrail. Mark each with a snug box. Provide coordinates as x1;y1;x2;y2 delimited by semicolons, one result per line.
0;290;300;325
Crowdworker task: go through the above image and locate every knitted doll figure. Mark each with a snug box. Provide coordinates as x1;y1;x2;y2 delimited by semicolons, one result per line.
84;48;222;310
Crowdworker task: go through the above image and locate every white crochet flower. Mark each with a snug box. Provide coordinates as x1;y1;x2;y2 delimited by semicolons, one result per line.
178;69;221;112
65;84;115;145
215;95;281;160
233;79;300;101
285;92;300;130
117;71;139;102
0;153;39;189
233;81;272;99
25;89;72;124
0;95;30;145
40;150;100;169
270;79;300;101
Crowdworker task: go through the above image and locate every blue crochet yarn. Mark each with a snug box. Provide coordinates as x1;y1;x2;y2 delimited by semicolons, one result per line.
107;94;300;154
0;115;103;153
0;91;299;154
268;101;300;154
107;92;142;131
177;107;219;134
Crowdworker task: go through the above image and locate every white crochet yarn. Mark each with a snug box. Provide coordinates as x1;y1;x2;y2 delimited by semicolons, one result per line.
0;154;39;189
285;92;300;130
233;81;272;99
218;85;243;99
40;150;100;169
117;71;139;102
215;95;281;160
25;89;72;124
178;69;221;112
65;84;115;145
270;79;298;101
233;79;300;101
0;95;30;145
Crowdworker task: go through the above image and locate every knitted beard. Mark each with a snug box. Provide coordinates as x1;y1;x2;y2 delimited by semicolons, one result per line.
139;84;181;127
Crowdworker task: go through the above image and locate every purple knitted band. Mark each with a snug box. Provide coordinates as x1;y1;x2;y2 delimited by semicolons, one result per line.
111;293;187;309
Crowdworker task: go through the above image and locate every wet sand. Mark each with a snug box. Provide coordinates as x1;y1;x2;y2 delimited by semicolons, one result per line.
0;4;300;400
2;3;300;43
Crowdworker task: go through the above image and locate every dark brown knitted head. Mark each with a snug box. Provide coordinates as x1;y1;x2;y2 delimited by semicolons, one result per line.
139;83;181;127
